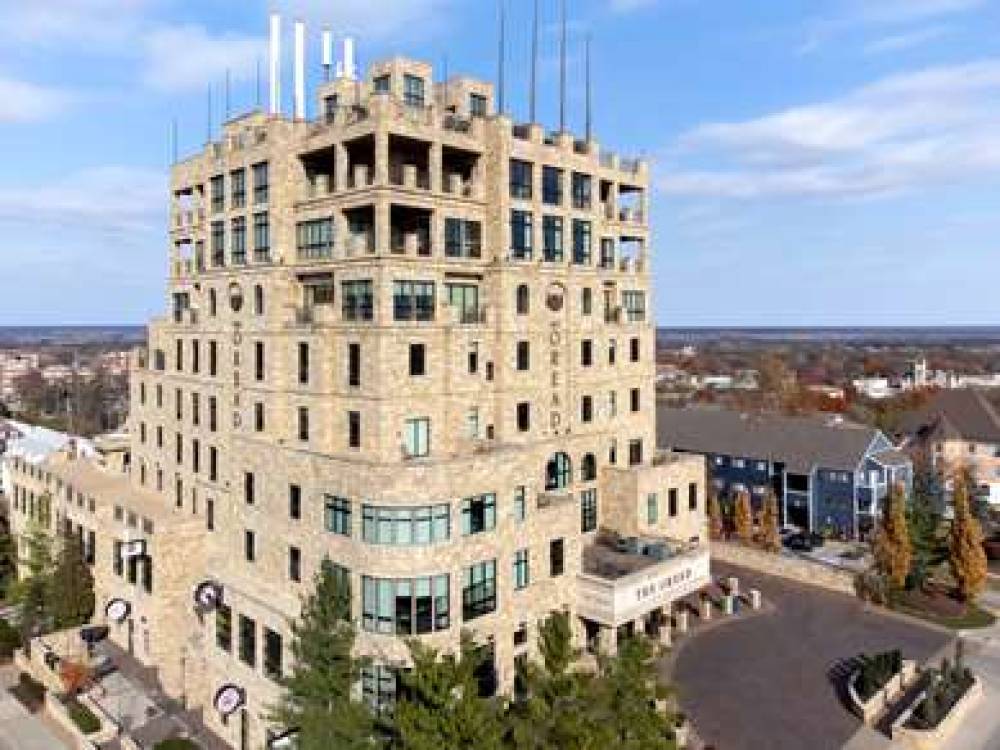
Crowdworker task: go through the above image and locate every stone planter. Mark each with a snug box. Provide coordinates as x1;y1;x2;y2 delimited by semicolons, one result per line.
890;676;983;750
44;691;117;749
848;660;918;725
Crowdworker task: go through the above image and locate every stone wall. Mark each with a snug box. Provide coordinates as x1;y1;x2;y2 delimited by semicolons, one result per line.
710;540;855;596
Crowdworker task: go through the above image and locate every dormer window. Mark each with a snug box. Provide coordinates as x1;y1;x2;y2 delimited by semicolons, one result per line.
403;74;425;107
470;94;487;117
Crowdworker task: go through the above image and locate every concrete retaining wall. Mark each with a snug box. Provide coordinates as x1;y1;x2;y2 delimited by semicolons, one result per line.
710;541;855;596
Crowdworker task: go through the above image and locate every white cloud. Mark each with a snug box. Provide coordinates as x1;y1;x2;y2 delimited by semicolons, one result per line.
0;75;78;122
0;166;164;236
863;25;952;55
660;60;1000;200
142;26;264;92
0;0;155;49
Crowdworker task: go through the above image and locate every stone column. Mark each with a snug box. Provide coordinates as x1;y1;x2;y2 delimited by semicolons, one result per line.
701;598;713;621
658;607;672;647
429;142;442;194
374;129;389;186
727;576;739;597
335;142;349;192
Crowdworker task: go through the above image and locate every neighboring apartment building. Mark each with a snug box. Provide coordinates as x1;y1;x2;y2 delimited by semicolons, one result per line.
8;36;707;750
0;419;95;497
658;406;911;539
899;389;1000;504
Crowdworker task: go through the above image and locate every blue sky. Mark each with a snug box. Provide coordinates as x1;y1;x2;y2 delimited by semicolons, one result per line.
1;0;999;326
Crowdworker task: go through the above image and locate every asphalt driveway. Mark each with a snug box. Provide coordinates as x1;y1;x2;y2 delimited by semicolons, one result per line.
668;562;952;750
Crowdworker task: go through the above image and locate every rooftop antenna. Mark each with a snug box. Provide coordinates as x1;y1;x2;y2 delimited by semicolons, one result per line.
255;56;262;108
585;34;592;141
497;0;506;115
224;68;231;120
322;28;333;82
530;0;539;122
559;0;567;133
206;84;212;144
294;19;306;120
269;13;281;115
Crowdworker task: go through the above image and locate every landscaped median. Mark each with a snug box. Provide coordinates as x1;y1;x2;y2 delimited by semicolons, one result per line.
889;653;983;750
847;650;918;725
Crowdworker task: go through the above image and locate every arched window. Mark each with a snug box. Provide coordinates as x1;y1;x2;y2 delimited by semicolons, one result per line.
208;288;217;317
516;284;530;315
254;284;264;316
581;453;597;482
546;452;571;491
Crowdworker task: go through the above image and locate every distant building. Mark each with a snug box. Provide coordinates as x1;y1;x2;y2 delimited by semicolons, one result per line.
658;406;911;538
852;376;896;400
898;389;1000;505
0;419;95;496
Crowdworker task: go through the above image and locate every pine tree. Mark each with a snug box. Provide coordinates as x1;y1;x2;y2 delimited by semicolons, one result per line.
394;633;504;750
0;528;16;600
269;559;374;750
948;475;988;603
759;491;781;553
50;531;95;629
873;482;912;590
10;521;55;651
734;491;753;544
707;493;723;540
908;456;943;589
593;636;676;750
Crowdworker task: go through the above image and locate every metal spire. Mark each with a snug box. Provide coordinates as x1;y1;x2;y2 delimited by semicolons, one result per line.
497;0;506;115
559;0;567;133
530;0;539;122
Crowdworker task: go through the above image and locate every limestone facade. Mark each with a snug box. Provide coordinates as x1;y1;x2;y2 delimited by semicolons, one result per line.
7;54;707;750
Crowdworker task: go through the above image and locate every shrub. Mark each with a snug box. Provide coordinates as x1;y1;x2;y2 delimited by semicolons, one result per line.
67;699;101;735
855;649;903;701
0;618;21;659
854;571;889;605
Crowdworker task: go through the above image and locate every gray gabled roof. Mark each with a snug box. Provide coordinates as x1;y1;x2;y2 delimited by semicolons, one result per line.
656;405;886;474
899;389;1000;444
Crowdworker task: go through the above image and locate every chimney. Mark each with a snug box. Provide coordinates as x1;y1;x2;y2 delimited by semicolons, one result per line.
294;20;306;120
269;13;281;115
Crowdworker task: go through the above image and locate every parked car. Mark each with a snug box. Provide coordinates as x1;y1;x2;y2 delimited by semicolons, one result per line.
90;654;116;680
783;533;814;552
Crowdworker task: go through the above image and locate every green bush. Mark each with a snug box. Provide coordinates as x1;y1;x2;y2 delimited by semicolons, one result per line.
856;649;903;701
154;739;199;750
67;699;101;735
0;618;21;658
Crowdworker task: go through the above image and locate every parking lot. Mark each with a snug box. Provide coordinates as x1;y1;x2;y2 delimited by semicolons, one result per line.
667;562;952;750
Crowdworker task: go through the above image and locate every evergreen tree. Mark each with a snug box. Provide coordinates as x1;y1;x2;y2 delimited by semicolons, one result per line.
50;531;95;629
707;493;723;540
873;483;912;590
948;475;988;603
0;528;16;600
394;633;504;750
593;636;676;750
908;457;943;589
759;491;781;553
270;560;374;750
506;613;603;750
9;521;55;651
733;491;753;544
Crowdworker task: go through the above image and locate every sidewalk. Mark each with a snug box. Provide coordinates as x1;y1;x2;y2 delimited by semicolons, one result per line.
0;666;70;750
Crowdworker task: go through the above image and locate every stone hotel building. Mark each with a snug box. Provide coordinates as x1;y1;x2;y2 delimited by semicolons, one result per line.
6;38;708;750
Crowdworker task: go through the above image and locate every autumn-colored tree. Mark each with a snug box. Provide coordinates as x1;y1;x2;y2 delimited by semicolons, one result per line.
707;493;723;540
873;483;912;590
60;660;91;696
759;491;781;553
734;491;753;544
948;474;988;603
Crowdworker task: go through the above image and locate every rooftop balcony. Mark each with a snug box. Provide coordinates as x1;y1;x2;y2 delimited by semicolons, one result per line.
577;532;710;627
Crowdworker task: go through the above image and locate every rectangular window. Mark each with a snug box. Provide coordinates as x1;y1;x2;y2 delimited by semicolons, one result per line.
689;482;698;511
409;343;426;376
289;485;301;520
514;486;527;523
631;387;641;412
361;504;450;546
462;560;496;621
630;337;640;362
229;169;247;208
516;340;530;371
325;496;353;536
669;488;679;517
255;341;265;381
581;395;593;423
581;340;593;367
343;280;374;321
542;216;564;262
550;539;565;577
513;549;530;590
254;402;265;432
348;342;361;386
580;488;597;532
572;219;592;265
461;493;497;535
600;237;615;268
263;628;282;681
373;74;391;93
244;529;256;562
572;172;592;210
244;472;255;505
622;290;646;322
297;406;310;441
647;493;659;524
629;439;643;466
252;161;269;204
210;174;224;213
298;342;310;384
510;210;533;259
216;604;232;651
348;411;361;448
542;166;563;205
444;218;482;258
230;216;246;265
207;498;215;531
393;280;435;321
403;74;425;106
509;159;532;199
296;218;335;260
238;614;256;667
253;212;270;259
516;402;531;432
404;417;430;458
470;93;488;116
209;340;218;376
362;574;450;635
289;546;301;582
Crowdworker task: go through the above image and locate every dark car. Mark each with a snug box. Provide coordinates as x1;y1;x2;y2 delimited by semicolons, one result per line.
91;654;117;680
783;533;813;552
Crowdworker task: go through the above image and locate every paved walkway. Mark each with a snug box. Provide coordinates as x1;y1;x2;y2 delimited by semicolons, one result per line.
0;687;69;750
